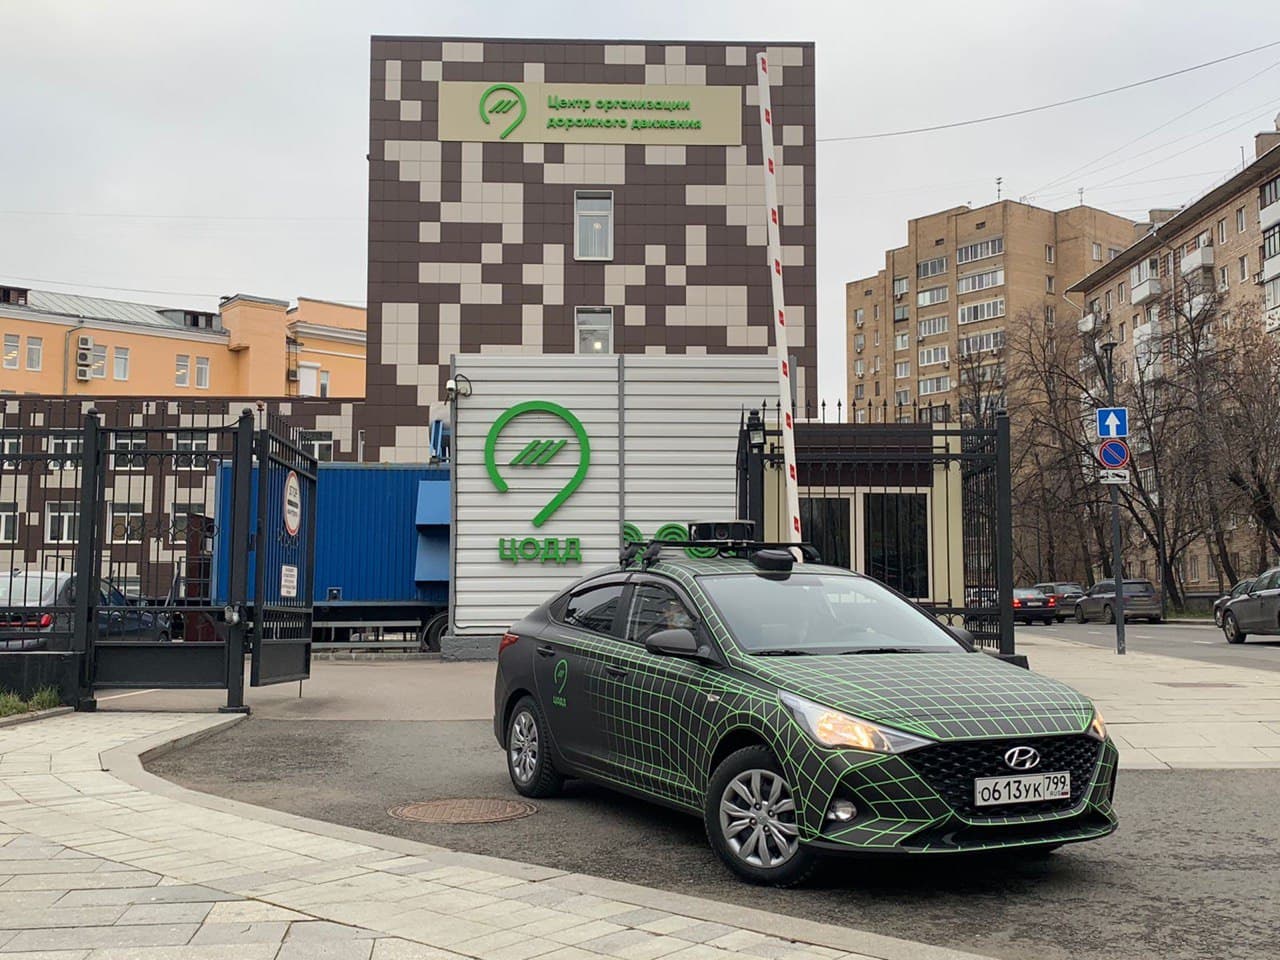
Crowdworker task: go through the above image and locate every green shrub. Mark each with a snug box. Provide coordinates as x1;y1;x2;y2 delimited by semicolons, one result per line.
0;692;27;717
28;687;62;711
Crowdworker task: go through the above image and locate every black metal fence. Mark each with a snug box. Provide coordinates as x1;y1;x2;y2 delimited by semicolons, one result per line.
736;402;1015;655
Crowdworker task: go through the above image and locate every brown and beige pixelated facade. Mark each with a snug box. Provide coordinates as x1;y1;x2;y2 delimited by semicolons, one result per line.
363;37;817;462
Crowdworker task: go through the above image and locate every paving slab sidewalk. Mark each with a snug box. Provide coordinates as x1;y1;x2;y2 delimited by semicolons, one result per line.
0;712;993;960
1020;634;1280;769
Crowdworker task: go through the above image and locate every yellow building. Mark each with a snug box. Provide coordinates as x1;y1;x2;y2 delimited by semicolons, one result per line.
0;285;365;399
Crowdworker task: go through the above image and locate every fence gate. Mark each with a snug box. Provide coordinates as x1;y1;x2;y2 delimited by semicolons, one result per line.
249;417;316;686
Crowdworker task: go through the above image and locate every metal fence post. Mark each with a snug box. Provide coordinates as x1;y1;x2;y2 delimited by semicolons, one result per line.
221;409;255;714
995;411;1016;657
72;409;101;710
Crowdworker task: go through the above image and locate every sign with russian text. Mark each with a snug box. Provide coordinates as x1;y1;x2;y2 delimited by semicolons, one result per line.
438;81;743;145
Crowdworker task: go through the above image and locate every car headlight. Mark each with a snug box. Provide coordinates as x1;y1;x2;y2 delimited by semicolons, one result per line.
779;692;933;754
1087;709;1107;742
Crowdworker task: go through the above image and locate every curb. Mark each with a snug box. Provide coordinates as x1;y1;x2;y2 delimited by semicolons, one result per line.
103;715;996;960
0;706;73;729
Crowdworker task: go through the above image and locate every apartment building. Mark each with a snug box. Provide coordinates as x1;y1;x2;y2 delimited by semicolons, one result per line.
1069;120;1280;591
0;286;365;399
846;201;1139;423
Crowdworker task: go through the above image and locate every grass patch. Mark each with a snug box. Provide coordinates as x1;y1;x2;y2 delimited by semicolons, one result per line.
0;686;65;717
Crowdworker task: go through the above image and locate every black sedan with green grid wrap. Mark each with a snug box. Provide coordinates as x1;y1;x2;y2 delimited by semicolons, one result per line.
493;545;1118;886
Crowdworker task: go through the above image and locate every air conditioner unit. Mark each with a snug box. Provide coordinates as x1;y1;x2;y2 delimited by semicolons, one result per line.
857;372;864;379
894;293;904;301
75;367;92;382
76;335;92;351
287;369;300;381
855;319;864;328
943;361;951;369
1256;271;1266;285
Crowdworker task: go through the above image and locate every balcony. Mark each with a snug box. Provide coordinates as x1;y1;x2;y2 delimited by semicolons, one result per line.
1264;253;1280;284
1179;245;1214;276
1131;276;1164;306
1262;197;1280;233
1267;306;1280;333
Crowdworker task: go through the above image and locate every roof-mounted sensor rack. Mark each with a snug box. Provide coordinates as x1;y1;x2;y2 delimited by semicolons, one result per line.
619;538;821;569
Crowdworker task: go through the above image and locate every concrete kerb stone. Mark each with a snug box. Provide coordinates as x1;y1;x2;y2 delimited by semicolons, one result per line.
100;715;996;960
0;705;74;729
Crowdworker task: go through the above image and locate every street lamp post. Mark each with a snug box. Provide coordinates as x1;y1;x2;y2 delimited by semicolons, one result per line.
1099;340;1126;656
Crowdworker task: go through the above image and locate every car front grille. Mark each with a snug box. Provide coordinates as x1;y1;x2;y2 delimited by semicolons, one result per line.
906;735;1101;818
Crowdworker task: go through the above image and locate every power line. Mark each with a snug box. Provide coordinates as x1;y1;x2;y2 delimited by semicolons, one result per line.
0;274;366;307
1025;57;1280;198
817;39;1280;143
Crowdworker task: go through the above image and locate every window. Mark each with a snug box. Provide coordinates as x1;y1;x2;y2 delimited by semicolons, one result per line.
1263;176;1280;210
958;329;1006;356
47;435;82;470
25;337;42;371
575;307;613;354
1045;275;1055;293
109;502;144;544
918;315;948;337
562;583;624;635
625;584;696;644
318;371;330;398
195;357;210;389
1218;265;1230;291
1045;244;1055;263
1238;207;1247;233
1109;248;1122;260
919;345;949;367
1105;291;1112;312
853;384;864;400
853;334;865;352
1265;276;1280;310
1217;218;1227;244
1130;256;1160;286
892;276;909;296
960;362;1004;386
45;503;78;544
874;305;880;320
895;360;910;379
2;334;17;370
0;501;16;543
957;267;1004;294
175;354;190;387
1190;555;1199;581
917;256;947;279
1118;281;1126;303
174;432;210;470
853;308;864;325
1045;305;1056;326
894;388;910;406
918;375;950;395
1144;303;1158;325
959;298;1005;325
894;332;909;351
854;359;865;376
574;191;613;260
1240;255;1249;282
1119;321;1127;343
300;430;334;462
1092;242;1102;261
112;434;147;471
113;347;130;381
873;330;880;347
956;237;1003;264
917;285;948;307
855;408;868;424
1263;224;1280;262
1;436;18;469
170;504;203;546
893;304;910;322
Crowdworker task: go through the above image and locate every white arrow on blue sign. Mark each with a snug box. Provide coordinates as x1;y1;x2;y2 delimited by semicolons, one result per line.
1096;407;1128;438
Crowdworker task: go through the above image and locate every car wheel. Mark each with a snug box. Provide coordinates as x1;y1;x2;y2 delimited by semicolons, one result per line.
705;745;817;887
506;696;564;798
1074;606;1086;624
418;612;448;653
1041;618;1054;626
1148;616;1162;624
1224;612;1246;645
1103;605;1115;625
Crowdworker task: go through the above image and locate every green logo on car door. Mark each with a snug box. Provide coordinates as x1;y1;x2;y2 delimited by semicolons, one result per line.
553;658;568;708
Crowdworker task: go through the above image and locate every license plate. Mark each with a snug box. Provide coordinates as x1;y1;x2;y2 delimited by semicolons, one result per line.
974;772;1070;806
1024;601;1043;607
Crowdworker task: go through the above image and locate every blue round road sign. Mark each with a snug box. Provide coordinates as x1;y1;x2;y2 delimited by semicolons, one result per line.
1098;439;1130;469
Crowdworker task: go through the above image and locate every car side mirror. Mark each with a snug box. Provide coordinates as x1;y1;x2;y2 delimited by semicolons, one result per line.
949;626;976;650
644;627;699;657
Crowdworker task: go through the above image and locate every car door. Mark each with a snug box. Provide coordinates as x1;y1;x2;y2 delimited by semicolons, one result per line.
1241;570;1279;633
539;577;629;770
589;577;723;809
1083;581;1107;618
1256;571;1280;635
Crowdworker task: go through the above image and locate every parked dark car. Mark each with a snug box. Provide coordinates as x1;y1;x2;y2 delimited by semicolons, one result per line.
1222;568;1280;644
1034;582;1085;623
1074;579;1162;624
1013;587;1056;625
0;572;166;650
1214;578;1256;628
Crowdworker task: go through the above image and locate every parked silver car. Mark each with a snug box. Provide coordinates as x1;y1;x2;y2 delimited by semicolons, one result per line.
1073;579;1162;624
1222;567;1280;644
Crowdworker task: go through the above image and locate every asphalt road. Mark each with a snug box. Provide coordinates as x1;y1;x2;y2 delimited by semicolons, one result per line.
151;713;1280;960
1017;618;1280;672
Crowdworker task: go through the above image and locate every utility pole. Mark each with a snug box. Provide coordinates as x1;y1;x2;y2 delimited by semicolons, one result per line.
1101;340;1126;655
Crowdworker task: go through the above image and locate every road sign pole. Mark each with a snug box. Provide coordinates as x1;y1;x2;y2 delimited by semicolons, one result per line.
1101;344;1125;655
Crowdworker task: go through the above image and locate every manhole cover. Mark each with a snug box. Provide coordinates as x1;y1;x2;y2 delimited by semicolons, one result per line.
387;798;537;824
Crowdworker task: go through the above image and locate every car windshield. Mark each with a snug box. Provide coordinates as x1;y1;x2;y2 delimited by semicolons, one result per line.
698;572;962;655
1058;583;1083;593
0;574;61;607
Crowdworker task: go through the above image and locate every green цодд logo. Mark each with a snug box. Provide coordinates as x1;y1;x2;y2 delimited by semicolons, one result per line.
479;83;527;139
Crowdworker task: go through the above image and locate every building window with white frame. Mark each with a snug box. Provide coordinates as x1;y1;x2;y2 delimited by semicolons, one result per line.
25;337;42;371
319;370;330;397
574;191;613;260
959;298;1005;325
894;388;910;407
0;501;17;543
175;354;190;387
45;502;78;544
195;356;210;389
917;256;947;279
300;430;334;462
113;346;129;381
1118;281;1126;303
1239;255;1249;282
855;408;868;424
47;435;82;471
90;345;107;379
109;502;144;544
1238;207;1247;233
918;375;950;396
112;434;147;471
170;503;203;546
892;276;909;297
1217;218;1227;244
894;332;909;351
2;334;17;369
1092;242;1102;261
895;360;910;379
853;333;864;352
1045;275;1055;293
1045;244;1054;263
174;432;210;470
957;267;1003;294
854;359;865;377
917;285;948;307
956;237;1002;264
919;345;949;367
918;315;948;337
1;437;18;469
575;307;613;354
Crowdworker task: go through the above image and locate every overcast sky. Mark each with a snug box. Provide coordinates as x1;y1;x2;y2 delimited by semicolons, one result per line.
4;1;1280;409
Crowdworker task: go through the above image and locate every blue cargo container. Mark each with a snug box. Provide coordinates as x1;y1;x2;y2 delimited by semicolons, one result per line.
213;463;451;648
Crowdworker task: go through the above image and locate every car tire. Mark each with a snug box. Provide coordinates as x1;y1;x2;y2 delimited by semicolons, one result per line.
506;696;564;798
704;745;818;887
1103;605;1115;625
1074;606;1087;624
418;612;448;653
1041;618;1054;626
1224;612;1246;645
1148;617;1162;624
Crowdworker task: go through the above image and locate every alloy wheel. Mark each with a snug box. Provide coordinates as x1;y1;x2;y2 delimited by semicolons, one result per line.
509;710;540;785
719;769;800;869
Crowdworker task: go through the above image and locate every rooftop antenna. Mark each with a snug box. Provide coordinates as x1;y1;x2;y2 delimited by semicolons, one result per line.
1078;187;1084;206
996;177;1003;201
